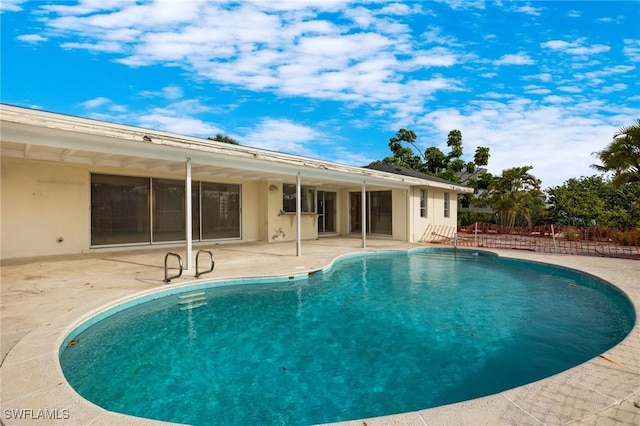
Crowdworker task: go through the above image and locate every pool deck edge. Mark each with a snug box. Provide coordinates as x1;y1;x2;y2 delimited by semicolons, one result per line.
1;240;639;425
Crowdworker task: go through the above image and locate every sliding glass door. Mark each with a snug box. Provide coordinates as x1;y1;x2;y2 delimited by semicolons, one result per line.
91;174;241;246
317;191;336;234
91;175;150;245
349;190;392;236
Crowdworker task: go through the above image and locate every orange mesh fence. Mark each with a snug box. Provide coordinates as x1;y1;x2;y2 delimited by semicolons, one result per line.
422;223;639;260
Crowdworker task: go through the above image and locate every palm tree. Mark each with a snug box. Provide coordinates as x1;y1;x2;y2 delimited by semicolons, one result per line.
592;119;640;188
484;166;544;229
208;134;239;145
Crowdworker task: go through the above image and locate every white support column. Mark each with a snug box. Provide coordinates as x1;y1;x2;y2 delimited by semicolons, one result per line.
296;172;302;256
362;180;366;248
185;157;193;271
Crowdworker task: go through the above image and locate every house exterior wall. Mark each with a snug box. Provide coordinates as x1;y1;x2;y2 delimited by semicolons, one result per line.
0;157;264;259
0;105;472;260
391;188;408;241
1;157;90;258
262;182;345;243
1;155;465;260
263;181;319;243
240;181;260;243
411;186;459;242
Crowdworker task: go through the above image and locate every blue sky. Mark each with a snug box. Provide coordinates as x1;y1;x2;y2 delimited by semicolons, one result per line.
2;0;639;189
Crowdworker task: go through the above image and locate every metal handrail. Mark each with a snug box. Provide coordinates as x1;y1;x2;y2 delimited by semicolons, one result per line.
195;250;215;278
164;252;183;283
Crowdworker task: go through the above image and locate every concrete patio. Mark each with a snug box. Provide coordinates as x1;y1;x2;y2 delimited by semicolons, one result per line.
1;238;639;425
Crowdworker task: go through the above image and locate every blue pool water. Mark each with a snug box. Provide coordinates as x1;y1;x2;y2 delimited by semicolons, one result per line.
60;249;635;425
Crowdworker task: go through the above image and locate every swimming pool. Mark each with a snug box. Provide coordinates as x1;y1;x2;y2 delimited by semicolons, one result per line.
59;249;635;425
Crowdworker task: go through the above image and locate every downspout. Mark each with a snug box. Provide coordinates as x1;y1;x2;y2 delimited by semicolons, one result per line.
185;157;193;271
296;172;302;256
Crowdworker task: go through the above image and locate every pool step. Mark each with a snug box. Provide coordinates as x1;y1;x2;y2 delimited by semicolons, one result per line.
178;292;207;310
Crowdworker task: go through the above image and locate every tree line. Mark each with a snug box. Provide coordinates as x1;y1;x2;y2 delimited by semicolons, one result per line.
372;119;640;229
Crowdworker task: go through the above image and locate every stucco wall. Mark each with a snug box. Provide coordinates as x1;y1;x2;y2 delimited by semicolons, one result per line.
391;188;408;241
412;187;459;242
0;158;263;260
1;157;89;258
264;181;319;243
239;181;260;242
0;156;464;259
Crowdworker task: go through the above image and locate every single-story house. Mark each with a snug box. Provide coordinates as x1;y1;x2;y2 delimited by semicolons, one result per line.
0;104;472;264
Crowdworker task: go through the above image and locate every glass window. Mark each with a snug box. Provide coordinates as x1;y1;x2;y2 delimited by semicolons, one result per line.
153;178;185;242
201;182;241;239
91;174;242;246
444;192;450;218
370;191;392;235
349;190;392;236
283;184;316;213
91;174;150;245
317;191;336;233
420;189;427;218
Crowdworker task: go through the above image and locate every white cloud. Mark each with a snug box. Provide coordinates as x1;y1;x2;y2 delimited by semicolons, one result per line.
241;119;319;156
543;95;573;104
623;39;640;62
540;39;610;56
137;112;220;137
515;4;542;16
16;34;47;43
410;47;458;67
524;85;551;95
415;99;634;188
81;97;111;108
597;16;624;24
81;97;128;114
494;52;534;66
600;83;627;94
579;65;634;80
526;73;553;82
162;86;183;100
557;86;583;93
435;0;485;10
0;0;27;13
60;41;123;53
140;85;184;100
31;0;465;123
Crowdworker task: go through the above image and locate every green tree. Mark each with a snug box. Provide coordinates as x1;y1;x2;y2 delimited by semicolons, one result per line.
446;129;463;159
423;146;448;175
546;177;606;226
474;146;490;167
547;175;640;228
482;166;545;229
208;134;239;144
380;128;490;184
381;128;423;170
591;119;640;187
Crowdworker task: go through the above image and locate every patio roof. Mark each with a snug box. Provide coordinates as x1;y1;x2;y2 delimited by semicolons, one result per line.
1;104;472;192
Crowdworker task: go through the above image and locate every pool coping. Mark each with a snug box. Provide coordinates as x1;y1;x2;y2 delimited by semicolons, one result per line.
1;246;639;425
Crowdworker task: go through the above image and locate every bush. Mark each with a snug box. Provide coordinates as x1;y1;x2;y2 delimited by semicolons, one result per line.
564;227;581;241
614;229;640;246
458;212;494;227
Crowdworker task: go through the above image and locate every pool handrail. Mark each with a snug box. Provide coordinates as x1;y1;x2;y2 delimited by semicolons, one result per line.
195;250;215;278
164;252;183;283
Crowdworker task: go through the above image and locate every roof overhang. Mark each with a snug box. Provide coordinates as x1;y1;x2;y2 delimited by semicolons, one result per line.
0;104;473;193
